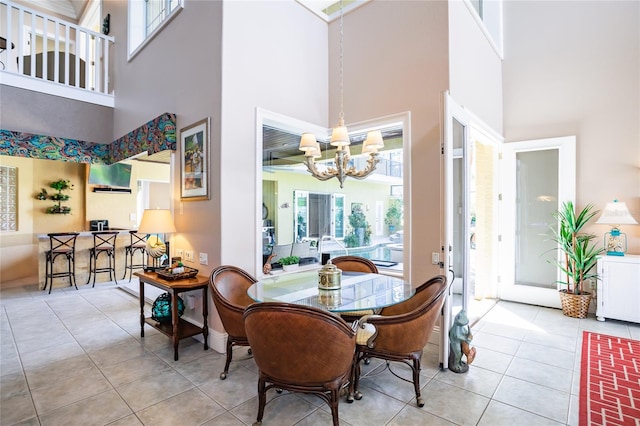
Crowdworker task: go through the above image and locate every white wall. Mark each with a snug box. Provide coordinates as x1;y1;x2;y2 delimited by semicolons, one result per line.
333;0;450;283
448;0;503;133
221;1;329;274
503;1;640;254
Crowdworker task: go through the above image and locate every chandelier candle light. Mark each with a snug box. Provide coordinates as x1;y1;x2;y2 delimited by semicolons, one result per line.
595;200;638;256
298;0;384;188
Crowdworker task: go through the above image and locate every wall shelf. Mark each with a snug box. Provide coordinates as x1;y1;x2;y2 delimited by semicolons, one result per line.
92;187;132;193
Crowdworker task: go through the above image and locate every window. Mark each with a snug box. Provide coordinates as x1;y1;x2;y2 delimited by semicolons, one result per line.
128;0;183;58
0;166;18;231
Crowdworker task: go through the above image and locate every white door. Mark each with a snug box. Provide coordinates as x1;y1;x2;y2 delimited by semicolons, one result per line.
500;136;576;307
442;93;472;369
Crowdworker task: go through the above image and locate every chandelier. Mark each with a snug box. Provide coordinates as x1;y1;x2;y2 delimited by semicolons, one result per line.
298;0;384;189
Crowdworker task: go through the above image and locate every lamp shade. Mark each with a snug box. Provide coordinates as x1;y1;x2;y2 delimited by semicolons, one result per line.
138;209;176;234
596;200;638;225
362;130;384;154
299;133;318;155
330;118;350;147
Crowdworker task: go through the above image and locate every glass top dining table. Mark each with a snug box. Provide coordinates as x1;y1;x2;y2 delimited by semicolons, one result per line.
247;270;415;312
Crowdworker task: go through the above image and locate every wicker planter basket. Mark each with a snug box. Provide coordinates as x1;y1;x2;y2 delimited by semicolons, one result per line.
559;290;592;318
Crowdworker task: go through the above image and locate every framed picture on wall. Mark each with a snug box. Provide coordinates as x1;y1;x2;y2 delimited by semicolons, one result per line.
180;118;210;201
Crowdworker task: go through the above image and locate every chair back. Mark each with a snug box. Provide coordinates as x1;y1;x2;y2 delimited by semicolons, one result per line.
129;231;148;248
369;275;447;354
48;232;79;254
209;265;257;338
331;255;378;274
244;302;356;385
92;231;118;250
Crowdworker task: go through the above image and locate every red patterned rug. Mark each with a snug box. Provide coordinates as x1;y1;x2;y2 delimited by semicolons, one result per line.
580;331;640;425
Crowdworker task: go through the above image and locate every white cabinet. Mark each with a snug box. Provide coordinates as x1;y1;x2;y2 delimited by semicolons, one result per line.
596;254;640;323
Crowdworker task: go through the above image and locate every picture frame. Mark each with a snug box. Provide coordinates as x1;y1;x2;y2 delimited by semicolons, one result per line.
180;118;210;200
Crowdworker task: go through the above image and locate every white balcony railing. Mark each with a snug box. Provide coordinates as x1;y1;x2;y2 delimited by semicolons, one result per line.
0;0;114;106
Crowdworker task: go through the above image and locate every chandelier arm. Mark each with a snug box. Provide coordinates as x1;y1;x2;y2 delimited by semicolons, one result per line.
345;154;381;180
303;157;339;181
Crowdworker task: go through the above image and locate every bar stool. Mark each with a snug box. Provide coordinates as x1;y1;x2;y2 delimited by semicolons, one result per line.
86;231;119;287
44;232;79;294
122;231;148;281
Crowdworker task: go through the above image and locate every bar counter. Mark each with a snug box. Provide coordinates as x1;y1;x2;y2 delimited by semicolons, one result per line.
37;230;139;290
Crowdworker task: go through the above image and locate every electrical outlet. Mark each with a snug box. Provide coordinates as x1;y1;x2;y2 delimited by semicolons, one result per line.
176;248;183;258
199;253;208;265
431;252;440;265
185;251;194;262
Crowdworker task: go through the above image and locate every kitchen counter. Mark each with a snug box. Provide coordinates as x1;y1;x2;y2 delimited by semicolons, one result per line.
37;230;141;290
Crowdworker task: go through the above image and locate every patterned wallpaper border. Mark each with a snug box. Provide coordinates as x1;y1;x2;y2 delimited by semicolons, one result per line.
0;112;176;164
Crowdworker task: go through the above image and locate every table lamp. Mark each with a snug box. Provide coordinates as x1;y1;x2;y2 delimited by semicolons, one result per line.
138;208;176;271
595;200;637;256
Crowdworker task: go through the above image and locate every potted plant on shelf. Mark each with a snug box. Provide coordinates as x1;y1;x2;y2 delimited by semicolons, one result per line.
548;201;604;318
46;179;74;214
279;255;300;272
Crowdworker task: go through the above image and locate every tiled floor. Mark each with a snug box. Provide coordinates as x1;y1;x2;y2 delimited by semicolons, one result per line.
2;278;639;426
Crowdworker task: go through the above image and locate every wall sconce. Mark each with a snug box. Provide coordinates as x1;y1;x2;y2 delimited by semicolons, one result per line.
596;200;638;256
102;13;110;35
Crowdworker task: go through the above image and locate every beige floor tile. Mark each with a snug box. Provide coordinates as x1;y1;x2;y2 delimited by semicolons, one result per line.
31;367;113;414
477;400;563;425
419;380;490;426
116;368;194;412
0;392;38;425
37;389;132;426
136;388;226;426
493;376;570;423
100;352;171;386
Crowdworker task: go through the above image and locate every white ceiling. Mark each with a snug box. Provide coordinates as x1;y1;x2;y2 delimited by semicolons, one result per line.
13;0;89;22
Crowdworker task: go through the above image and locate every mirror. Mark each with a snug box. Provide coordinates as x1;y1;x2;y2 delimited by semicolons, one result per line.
257;109;409;277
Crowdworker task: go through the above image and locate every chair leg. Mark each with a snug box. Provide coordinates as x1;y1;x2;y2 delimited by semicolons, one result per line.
349;352;363;402
256;376;266;425
86;250;94;285
122;248;129;280
412;357;424;407
70;252;78;290
45;253;51;293
221;338;234;380
110;249;118;284
329;388;340;426
66;253;75;289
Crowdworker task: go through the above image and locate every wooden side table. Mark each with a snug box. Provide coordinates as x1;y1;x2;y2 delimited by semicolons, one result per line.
135;271;209;360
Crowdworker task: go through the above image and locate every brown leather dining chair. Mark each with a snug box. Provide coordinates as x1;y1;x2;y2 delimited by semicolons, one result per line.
243;302;357;426
349;274;448;407
331;255;378;274
209;265;257;380
331;255;379;323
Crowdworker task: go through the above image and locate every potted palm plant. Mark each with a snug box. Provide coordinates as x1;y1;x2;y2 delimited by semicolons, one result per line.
549;201;604;318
